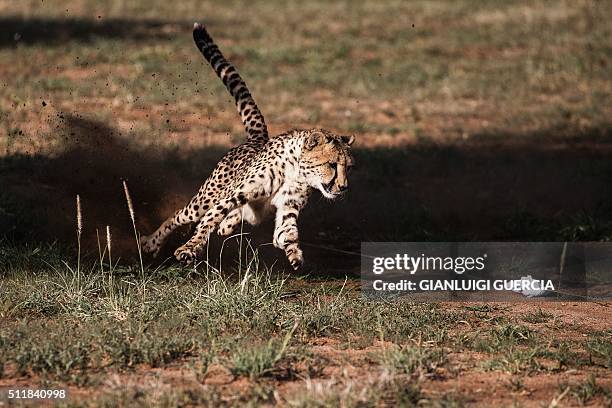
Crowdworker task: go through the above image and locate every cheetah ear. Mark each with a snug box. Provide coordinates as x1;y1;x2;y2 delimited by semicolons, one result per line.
341;135;355;146
304;131;325;150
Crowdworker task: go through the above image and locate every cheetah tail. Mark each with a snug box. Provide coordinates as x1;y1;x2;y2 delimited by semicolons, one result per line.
193;22;268;143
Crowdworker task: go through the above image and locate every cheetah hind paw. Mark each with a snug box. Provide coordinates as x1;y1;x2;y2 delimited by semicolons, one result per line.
174;246;197;266
140;235;161;257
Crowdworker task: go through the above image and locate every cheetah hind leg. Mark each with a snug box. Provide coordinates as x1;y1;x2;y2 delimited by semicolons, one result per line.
217;208;243;237
217;203;268;237
174;197;237;265
141;195;212;257
173;223;214;266
140;209;185;257
175;194;260;265
173;210;245;267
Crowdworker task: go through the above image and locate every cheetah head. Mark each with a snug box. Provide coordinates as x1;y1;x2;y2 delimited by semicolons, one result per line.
300;129;355;199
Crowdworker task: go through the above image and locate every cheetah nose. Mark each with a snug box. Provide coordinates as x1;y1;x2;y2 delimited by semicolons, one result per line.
338;184;348;192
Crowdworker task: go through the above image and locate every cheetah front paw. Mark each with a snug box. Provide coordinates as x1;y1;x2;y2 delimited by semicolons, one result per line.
285;247;304;270
174;246;197;266
140;235;161;257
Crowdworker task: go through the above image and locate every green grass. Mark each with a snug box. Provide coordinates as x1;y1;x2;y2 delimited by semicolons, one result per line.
483;348;543;374
0;241;610;405
561;374;612;406
471;324;537;353
378;345;448;376
229;339;288;379
587;331;612;369
522;307;554;324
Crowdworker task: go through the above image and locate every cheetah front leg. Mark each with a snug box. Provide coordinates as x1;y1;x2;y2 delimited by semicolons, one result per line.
272;192;310;270
273;207;305;270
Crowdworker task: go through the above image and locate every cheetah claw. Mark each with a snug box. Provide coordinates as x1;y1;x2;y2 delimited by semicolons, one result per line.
290;257;304;271
174;248;196;266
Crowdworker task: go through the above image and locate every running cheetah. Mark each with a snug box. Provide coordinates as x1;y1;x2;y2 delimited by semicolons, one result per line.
140;23;355;269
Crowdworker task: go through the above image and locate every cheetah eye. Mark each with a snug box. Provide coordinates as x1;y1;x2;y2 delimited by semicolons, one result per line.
329;162;337;170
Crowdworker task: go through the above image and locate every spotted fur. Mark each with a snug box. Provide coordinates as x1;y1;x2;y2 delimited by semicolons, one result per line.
140;23;355;269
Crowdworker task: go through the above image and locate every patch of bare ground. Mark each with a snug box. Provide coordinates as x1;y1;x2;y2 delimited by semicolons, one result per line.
423;370;611;408
448;302;612;337
3;318;609;407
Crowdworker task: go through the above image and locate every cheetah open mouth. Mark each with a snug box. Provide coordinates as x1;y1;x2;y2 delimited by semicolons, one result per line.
321;181;341;198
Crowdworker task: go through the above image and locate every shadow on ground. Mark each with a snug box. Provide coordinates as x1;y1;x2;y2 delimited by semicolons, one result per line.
1;115;612;275
0;16;212;47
